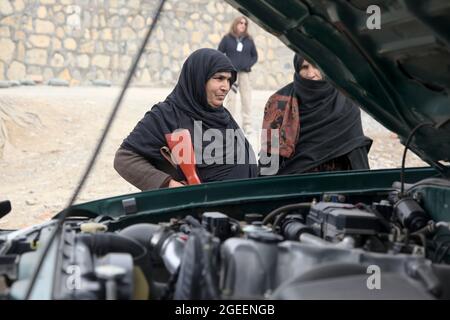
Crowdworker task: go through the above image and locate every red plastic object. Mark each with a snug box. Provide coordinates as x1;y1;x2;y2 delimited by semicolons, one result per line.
165;129;201;185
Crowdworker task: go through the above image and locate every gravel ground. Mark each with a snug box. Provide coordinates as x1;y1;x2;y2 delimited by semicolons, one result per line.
0;86;426;229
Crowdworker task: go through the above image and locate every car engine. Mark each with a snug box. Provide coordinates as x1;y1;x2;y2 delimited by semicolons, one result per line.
1;178;450;300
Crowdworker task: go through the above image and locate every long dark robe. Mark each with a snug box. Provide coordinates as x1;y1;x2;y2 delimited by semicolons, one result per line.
261;54;372;174
121;48;257;183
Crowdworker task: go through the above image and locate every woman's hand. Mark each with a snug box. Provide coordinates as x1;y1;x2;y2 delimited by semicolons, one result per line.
168;179;185;188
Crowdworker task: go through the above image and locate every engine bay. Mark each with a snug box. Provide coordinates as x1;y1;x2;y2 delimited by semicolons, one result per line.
1;177;450;300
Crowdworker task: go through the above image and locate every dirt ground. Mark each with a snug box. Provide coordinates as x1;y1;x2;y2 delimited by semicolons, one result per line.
0;86;426;229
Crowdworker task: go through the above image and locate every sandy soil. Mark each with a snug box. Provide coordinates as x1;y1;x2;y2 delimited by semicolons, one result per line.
0;86;426;229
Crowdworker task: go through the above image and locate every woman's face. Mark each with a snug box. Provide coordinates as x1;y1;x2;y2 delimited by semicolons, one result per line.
205;72;232;108
299;60;323;80
236;18;247;35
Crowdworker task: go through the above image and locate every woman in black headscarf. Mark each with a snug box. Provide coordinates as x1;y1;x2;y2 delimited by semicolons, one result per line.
114;48;257;190
260;54;372;175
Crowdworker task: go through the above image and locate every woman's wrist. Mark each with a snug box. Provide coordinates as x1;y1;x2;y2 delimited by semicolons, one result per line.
168;179;184;188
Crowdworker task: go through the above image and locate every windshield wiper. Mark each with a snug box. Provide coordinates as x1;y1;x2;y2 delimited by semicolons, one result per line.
23;0;167;300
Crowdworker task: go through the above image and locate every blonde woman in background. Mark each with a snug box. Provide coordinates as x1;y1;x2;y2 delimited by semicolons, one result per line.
218;16;258;135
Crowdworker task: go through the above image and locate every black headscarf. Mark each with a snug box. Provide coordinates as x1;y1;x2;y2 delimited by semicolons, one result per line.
264;53;372;174
293;55;338;110
121;48;257;182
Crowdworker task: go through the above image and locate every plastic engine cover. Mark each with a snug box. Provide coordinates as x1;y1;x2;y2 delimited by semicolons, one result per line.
307;202;381;240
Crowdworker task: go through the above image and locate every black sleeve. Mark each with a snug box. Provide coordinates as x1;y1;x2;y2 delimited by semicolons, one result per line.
249;39;258;67
218;36;227;54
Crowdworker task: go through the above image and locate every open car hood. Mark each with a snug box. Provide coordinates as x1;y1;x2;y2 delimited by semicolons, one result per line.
226;0;450;175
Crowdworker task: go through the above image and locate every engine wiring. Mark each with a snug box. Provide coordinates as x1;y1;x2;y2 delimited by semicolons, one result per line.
400;117;450;197
400;122;434;197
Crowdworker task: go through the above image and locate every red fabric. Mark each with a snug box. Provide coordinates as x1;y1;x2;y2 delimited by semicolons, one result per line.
261;92;300;158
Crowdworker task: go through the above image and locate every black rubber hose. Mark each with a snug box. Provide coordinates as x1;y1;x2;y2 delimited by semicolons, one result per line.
184;215;202;228
119;224;168;300
400;122;434;197
76;233;147;261
262;203;311;225
281;218;314;240
119;223;161;247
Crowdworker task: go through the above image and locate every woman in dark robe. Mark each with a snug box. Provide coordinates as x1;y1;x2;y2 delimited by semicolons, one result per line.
260;54;372;175
114;48;257;190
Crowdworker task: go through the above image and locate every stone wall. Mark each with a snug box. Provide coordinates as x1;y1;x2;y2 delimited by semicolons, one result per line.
0;0;294;89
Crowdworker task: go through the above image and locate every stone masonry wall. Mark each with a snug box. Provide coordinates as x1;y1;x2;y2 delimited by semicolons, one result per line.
0;0;294;89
